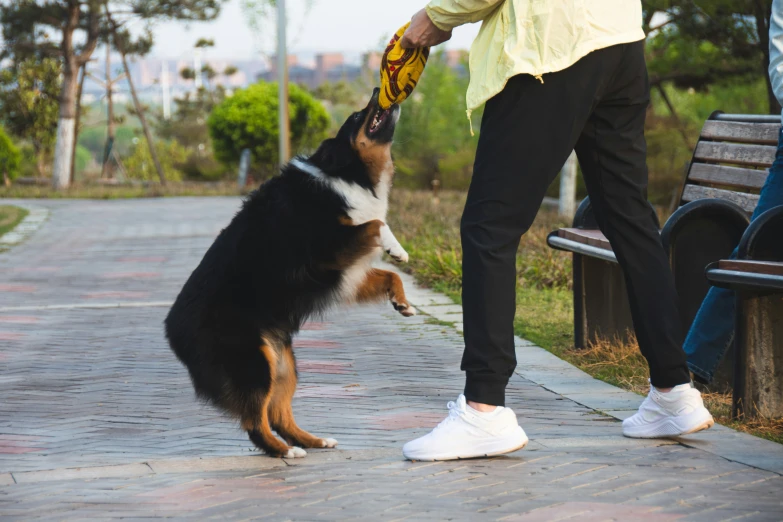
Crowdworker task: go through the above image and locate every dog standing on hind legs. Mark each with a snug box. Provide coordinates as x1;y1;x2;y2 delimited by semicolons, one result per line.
165;89;414;458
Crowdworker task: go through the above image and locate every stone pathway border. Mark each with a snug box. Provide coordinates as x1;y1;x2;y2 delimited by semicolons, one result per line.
0;203;48;248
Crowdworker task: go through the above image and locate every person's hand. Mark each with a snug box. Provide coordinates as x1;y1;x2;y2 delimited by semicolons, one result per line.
400;9;452;48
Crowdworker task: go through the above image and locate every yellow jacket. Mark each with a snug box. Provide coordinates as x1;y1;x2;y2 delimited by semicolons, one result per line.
425;0;646;114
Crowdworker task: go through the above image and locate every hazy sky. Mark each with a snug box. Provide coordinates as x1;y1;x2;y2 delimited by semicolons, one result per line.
150;0;481;60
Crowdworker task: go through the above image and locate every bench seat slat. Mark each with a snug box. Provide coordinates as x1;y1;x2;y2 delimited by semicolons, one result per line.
718;260;783;276
693;142;777;168
700;121;780;145
681;185;759;213
687;164;769;191
557;228;612;250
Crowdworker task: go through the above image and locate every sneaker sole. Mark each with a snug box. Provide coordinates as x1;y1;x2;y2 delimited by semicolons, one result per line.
404;429;529;462
623;408;715;439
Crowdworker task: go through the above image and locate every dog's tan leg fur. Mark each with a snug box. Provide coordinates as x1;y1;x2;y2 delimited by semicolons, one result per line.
268;347;337;449
242;343;296;458
356;268;415;316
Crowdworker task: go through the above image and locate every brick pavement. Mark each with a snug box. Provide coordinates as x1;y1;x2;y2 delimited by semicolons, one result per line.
0;198;781;521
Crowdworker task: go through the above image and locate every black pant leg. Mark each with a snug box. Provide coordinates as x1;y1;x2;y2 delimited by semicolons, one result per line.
573;40;690;388
461;56;609;406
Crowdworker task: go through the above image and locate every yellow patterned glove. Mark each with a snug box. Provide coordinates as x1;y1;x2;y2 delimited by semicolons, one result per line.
378;22;430;110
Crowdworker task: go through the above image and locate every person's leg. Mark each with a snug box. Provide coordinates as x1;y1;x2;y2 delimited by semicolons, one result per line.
574;40;690;388
574;40;712;437
460;63;612;407
683;286;736;383
683;127;783;382
404;48;617;461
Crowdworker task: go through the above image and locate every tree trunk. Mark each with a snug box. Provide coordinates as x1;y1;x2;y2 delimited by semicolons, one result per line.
52;1;99;189
52;55;79;189
101;42;116;179
118;48;166;185
71;62;87;185
35;146;46;178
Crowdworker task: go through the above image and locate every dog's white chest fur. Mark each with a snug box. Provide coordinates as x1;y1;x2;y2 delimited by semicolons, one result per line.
291;158;405;302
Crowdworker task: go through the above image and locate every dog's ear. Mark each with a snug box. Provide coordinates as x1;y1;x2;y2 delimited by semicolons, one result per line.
309;137;356;174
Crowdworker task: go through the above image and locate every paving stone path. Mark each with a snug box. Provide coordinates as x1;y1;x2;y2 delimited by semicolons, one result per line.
1;198;782;521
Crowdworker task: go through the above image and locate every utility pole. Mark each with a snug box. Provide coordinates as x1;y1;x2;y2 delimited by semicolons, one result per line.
277;0;290;166
161;61;172;121
559;151;578;219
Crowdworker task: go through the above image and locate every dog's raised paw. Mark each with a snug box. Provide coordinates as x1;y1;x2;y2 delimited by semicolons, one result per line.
386;247;409;263
321;438;338;448
283;447;307;458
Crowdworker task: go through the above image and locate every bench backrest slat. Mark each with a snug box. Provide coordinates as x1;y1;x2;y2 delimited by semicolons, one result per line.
681;115;781;214
700;121;780;145
681;185;759;213
693;142;777;168
688;164;769;190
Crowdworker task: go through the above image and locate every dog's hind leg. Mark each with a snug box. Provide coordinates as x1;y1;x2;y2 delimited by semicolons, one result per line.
356;268;415;317
243;342;307;458
269;345;338;449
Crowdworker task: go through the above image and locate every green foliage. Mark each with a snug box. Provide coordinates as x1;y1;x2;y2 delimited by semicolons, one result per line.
124;138;187;182
643;0;778;113
78;125;135;160
208;82;330;176
0;126;21;181
74;145;92;176
178;154;227;181
392;51;480;190
0;57;61;176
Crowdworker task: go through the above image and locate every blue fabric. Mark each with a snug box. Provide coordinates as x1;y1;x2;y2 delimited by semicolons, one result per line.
684;128;783;382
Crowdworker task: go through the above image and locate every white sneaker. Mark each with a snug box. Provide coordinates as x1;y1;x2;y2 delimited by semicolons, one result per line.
402;395;528;461
623;382;714;438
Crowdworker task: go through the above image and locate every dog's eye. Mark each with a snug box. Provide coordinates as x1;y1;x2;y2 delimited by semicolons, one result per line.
354;113;362;121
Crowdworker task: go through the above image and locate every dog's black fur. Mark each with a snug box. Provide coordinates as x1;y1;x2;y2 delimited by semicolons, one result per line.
164;90;403;457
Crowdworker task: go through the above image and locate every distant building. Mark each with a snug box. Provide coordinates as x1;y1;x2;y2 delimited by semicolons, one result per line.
80;49;468;102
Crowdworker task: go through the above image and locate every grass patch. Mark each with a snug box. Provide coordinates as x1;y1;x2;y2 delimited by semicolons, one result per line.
424;317;457;328
0;205;29;240
0;182;249;200
389;188;782;444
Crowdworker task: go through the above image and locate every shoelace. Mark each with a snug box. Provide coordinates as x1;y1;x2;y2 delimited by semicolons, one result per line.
432;400;464;432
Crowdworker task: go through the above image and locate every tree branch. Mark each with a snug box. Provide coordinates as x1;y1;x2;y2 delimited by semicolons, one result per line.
656;84;694;150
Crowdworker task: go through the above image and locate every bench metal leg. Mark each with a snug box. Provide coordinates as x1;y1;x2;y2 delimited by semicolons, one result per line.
574;253;635;348
732;292;783;419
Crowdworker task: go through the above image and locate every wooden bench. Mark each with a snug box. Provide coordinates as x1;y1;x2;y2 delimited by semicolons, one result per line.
706;206;783;419
547;112;781;354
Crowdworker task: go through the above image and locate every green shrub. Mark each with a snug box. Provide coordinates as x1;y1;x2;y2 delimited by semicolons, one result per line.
125;138;188;182
0;126;21;183
179;154;228;181
74;145;92;178
208;82;330;177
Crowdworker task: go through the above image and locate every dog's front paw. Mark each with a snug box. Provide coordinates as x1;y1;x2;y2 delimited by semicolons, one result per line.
392;298;416;317
386;246;409;263
283;447;307;459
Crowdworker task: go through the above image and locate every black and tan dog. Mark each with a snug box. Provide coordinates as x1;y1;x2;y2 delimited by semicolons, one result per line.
164;89;414;458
